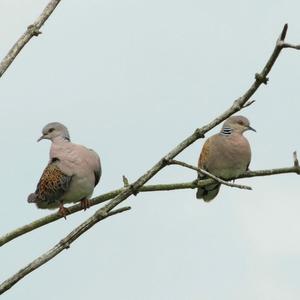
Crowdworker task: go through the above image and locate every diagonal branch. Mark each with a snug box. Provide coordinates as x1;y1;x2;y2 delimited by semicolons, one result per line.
0;0;62;77
0;206;131;295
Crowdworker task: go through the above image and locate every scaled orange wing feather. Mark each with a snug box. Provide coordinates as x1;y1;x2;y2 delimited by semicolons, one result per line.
34;163;72;205
198;138;210;170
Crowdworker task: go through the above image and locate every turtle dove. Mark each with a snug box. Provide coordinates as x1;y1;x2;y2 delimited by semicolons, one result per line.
196;115;255;201
28;122;101;218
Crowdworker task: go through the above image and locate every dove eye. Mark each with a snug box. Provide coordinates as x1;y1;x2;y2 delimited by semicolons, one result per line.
48;128;55;133
237;120;244;126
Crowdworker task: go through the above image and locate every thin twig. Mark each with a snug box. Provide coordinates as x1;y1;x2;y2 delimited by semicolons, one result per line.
168;159;252;190
281;43;300;50
242;100;256;108
293;151;300;169
0;0;62;77
122;175;129;187
1;162;299;247
0;206;130;295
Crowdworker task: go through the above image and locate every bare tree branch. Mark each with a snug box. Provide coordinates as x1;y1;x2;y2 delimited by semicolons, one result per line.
1;24;299;294
0;0;62;77
0;206;130;295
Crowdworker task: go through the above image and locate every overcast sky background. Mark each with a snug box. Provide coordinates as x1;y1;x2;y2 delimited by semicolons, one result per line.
1;1;300;299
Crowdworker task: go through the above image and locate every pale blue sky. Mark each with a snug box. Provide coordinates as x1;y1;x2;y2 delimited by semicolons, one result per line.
1;1;300;299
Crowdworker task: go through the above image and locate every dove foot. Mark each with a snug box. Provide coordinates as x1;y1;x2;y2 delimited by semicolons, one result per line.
80;198;91;211
58;204;70;219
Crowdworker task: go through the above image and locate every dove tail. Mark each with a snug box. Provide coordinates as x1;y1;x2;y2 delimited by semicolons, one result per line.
27;193;37;203
196;183;221;202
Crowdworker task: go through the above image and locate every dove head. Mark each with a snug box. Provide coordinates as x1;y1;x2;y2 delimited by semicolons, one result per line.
221;115;256;134
37;122;70;142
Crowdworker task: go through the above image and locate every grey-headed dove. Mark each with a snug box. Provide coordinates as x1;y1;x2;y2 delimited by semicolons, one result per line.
196;115;255;201
28;122;101;218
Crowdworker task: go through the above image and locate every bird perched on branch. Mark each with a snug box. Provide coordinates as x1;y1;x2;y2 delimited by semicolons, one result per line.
196;115;255;201
28;122;101;218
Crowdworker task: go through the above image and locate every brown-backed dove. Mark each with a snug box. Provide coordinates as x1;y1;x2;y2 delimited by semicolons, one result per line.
196;115;255;201
28;122;101;218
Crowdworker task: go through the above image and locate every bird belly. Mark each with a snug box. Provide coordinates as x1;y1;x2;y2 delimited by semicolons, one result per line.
61;175;94;204
209;147;250;179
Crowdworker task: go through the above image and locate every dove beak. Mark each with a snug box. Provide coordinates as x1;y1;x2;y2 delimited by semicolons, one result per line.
248;126;256;132
37;135;45;142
